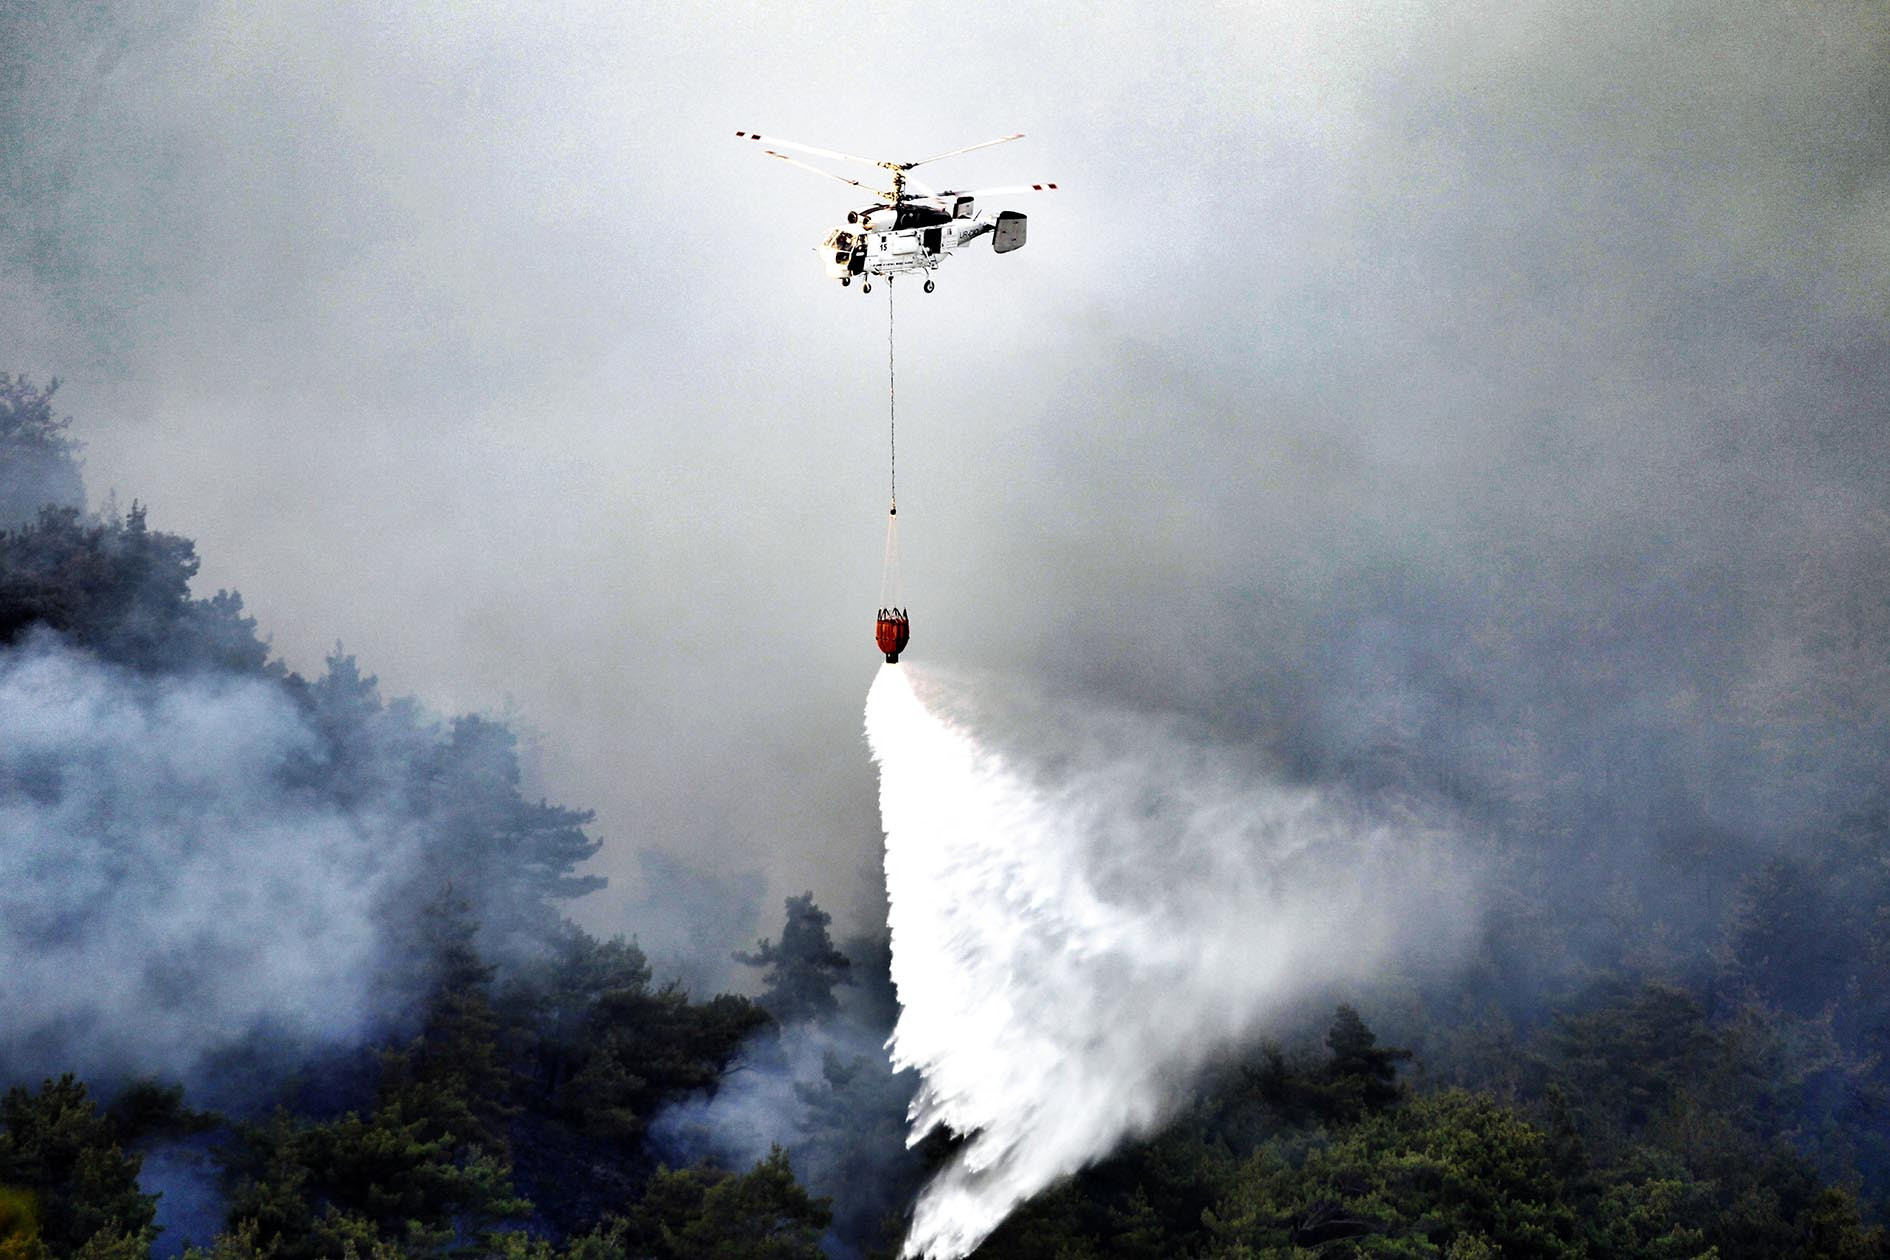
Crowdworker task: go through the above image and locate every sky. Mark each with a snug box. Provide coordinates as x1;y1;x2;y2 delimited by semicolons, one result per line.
3;0;1886;967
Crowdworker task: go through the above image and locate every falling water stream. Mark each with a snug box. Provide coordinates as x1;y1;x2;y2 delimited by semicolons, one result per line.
866;663;1474;1258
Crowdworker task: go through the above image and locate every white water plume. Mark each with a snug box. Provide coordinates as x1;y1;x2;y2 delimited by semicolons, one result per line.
866;664;1476;1258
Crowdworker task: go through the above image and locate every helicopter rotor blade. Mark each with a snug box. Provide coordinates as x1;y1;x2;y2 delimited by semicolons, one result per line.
760;150;893;200
905;133;1026;169
904;172;940;198
949;182;1060;198
735;130;880;170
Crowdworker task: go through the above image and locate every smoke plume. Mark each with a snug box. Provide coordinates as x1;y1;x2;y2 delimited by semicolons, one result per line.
650;1015;921;1258
0;636;421;1087
867;664;1476;1258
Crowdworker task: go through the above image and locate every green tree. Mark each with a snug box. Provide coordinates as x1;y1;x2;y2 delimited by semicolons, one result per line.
177;1221;296;1260
498;929;653;1103
557;988;769;1145
0;505;267;672
101;1084;217;1149
937;1179;1099;1260
379;895;517;1158
0;1186;44;1260
0;374;84;527
1207;1090;1580;1257
1550;982;1723;1143
224;1100;524;1260
1322;1005;1413;1119
419;717;603;958
0;1078;155;1260
1582;1149;1717;1260
223;938;532;1260
1235;1007;1412;1127
735;896;850;1024
619;1149;830;1260
1798;1187;1887;1260
1721;860;1863;1020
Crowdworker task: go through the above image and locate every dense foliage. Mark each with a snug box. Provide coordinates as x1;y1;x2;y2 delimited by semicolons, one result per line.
966;991;1890;1259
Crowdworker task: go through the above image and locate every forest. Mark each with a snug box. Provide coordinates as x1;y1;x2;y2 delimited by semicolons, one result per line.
3;371;1889;1260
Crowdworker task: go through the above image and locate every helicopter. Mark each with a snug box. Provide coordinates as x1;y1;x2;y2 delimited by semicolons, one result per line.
735;130;1056;292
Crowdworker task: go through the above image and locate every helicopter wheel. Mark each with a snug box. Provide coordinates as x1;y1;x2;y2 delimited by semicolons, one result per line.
862;281;872;294
924;278;935;294
841;276;851;287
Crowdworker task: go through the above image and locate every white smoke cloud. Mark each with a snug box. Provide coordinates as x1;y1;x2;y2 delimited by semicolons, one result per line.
867;664;1477;1258
650;1019;876;1169
649;1014;925;1258
0;637;421;1083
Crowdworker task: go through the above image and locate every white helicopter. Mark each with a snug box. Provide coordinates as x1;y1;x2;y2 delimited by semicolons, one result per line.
735;130;1056;293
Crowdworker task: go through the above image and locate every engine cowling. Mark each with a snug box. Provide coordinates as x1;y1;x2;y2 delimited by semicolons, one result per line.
847;206;898;230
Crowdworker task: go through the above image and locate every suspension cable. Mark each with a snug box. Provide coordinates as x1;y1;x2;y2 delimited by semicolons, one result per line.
880;279;904;612
887;277;896;513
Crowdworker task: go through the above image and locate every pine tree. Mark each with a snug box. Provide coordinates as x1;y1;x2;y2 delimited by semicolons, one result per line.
734;895;851;1024
0;1078;155;1260
1321;1005;1412;1119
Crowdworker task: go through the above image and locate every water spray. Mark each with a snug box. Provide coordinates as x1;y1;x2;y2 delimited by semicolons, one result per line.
867;665;1475;1257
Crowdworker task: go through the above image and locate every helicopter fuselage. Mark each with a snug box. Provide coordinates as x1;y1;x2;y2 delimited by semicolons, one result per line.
736;130;1049;289
821;203;1025;284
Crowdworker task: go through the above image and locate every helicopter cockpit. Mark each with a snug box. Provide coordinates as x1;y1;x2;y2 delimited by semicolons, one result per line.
821;227;866;280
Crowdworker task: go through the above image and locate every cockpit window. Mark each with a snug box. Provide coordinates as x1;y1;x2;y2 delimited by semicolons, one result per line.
894;204;950;230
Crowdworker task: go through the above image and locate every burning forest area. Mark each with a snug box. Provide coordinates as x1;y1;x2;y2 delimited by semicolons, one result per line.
5;3;1890;1258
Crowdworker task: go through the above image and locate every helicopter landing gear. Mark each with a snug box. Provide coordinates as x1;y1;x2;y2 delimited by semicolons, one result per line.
923;278;935;294
862;280;873;294
841;276;851;287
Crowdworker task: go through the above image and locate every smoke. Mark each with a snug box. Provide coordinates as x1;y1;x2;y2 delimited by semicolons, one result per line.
866;664;1476;1258
142;1139;224;1259
649;1022;845;1172
620;847;765;997
650;1016;922;1258
0;635;421;1089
